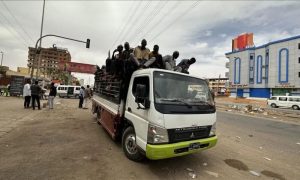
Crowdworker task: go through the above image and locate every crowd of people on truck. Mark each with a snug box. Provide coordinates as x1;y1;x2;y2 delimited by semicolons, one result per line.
105;39;196;79
94;39;197;103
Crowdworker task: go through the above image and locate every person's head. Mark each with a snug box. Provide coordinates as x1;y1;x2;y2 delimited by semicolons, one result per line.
153;45;159;53
87;85;90;88
172;51;179;59
141;39;147;48
35;80;38;85
188;57;196;64
124;42;130;50
51;82;54;87
26;79;31;84
81;86;84;89
117;45;123;52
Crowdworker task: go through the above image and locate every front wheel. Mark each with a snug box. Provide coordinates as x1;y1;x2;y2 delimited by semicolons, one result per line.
271;103;277;108
122;126;144;162
292;105;299;110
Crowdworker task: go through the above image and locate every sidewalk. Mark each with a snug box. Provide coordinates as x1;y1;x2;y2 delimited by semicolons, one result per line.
215;96;300;125
215;96;267;108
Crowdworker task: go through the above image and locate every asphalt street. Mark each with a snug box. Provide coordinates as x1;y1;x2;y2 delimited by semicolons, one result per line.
0;97;299;179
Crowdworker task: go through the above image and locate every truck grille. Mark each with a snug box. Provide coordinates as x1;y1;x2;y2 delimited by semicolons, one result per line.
168;126;211;143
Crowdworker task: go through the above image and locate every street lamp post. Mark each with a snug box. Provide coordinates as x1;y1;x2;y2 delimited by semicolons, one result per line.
30;34;90;81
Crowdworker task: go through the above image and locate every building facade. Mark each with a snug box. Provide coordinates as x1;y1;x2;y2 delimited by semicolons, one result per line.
225;35;300;98
28;46;71;78
207;77;229;95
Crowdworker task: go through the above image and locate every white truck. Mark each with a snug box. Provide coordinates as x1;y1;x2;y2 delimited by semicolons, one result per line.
92;68;217;161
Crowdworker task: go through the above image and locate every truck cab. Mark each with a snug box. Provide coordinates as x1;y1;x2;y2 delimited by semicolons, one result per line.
93;69;217;161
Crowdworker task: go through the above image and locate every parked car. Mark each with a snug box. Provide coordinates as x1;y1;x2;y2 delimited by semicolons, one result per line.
267;96;300;110
57;85;81;98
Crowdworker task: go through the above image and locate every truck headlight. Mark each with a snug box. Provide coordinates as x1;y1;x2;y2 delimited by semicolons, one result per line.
147;124;169;144
209;122;216;136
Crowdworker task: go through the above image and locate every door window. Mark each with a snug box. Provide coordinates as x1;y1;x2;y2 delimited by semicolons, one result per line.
270;97;277;100
278;97;287;101
132;76;149;98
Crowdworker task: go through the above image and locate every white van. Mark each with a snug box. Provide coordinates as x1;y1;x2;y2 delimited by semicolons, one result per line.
267;96;300;110
57;85;81;98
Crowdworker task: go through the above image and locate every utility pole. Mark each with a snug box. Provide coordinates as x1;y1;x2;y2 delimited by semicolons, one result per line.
217;74;221;96
36;0;46;79
0;51;3;66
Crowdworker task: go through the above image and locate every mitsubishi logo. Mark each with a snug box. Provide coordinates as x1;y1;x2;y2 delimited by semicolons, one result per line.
190;132;195;138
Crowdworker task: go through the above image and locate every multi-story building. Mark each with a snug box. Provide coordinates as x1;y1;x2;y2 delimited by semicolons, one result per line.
225;35;300;98
27;46;71;78
207;77;229;94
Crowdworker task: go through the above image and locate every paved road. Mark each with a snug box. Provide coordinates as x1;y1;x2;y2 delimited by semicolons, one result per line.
0;97;299;179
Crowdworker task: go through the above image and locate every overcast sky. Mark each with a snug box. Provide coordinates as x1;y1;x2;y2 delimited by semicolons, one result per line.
0;0;299;84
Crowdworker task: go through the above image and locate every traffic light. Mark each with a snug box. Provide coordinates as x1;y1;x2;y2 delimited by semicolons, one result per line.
86;39;90;48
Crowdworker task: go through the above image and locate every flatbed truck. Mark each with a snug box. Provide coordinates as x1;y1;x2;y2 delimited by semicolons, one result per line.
92;68;217;161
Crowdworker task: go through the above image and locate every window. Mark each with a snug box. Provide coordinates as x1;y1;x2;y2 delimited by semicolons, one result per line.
299;72;300;78
298;57;300;63
250;55;254;60
250;67;253;71
289;98;300;102
132;76;149;98
298;43;300;49
270;97;277;100
279;97;287;101
76;87;80;90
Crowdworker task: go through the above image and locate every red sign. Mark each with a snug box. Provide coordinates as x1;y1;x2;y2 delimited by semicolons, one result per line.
232;33;254;51
58;62;96;74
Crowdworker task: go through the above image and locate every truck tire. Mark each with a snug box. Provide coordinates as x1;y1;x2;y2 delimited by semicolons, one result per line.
122;126;144;162
292;105;299;110
271;103;277;108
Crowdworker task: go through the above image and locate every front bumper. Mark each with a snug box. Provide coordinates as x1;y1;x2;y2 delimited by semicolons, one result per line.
146;136;217;160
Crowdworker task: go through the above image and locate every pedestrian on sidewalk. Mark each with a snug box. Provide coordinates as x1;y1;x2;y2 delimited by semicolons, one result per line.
48;82;57;109
83;85;92;109
31;80;41;110
23;79;31;108
79;86;85;108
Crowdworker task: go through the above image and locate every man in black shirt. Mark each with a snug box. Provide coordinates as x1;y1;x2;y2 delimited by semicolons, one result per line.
30;81;42;110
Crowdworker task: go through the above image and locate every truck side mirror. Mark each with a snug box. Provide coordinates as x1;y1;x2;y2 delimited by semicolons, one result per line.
135;84;150;109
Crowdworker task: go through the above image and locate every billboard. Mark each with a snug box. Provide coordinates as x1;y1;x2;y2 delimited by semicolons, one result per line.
232;33;254;51
58;61;96;74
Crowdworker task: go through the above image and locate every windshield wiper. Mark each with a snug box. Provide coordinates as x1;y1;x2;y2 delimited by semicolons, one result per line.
159;98;192;108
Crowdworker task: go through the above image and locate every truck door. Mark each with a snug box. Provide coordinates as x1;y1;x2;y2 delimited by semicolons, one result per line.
125;76;150;149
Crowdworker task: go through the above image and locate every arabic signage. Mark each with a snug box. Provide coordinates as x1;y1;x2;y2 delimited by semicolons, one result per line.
58;61;96;74
275;83;295;88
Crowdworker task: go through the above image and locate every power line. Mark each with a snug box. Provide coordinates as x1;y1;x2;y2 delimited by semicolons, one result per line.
149;1;201;42
142;1;181;41
130;0;169;44
125;1;152;44
112;1;143;49
120;1;151;44
110;1;135;50
1;0;35;44
0;10;28;47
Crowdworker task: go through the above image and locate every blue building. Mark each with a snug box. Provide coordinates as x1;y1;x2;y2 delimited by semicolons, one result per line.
225;35;300;98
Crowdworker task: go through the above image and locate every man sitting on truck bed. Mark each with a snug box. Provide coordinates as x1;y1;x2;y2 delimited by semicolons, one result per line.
132;39;151;68
148;45;164;69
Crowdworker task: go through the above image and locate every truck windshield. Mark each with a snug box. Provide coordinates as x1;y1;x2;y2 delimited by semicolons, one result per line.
153;71;215;114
